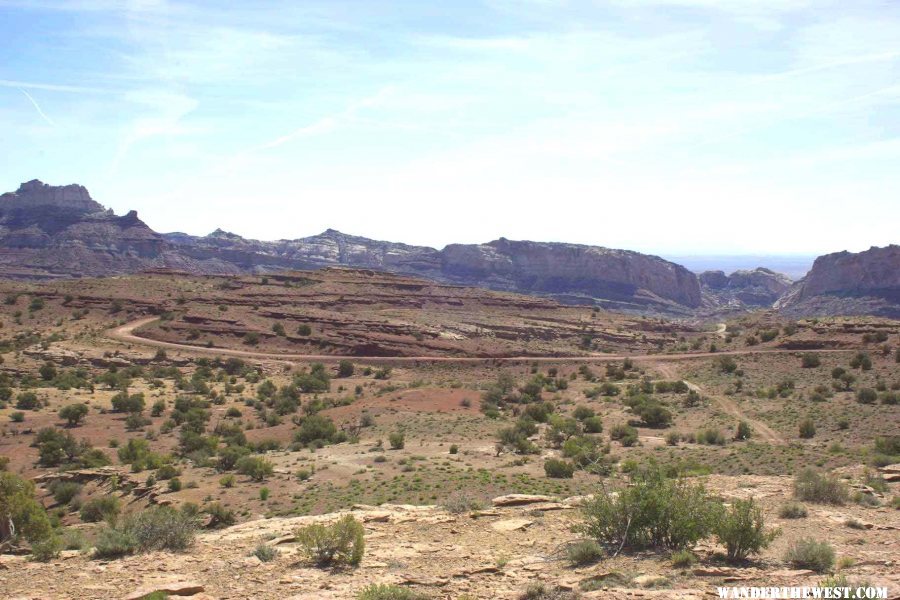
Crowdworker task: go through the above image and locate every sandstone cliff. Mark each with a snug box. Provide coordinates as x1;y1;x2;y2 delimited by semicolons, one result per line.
776;245;900;318
700;267;793;309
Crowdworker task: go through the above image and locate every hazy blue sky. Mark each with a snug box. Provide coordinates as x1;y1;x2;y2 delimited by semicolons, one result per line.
1;0;898;255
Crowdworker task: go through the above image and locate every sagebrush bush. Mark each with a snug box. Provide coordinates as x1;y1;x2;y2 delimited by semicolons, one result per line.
518;582;581;600
253;543;277;562
794;469;848;505
715;498;779;562
544;458;575;479
30;535;61;562
441;491;486;514
670;549;696;568
93;526;137;558
565;539;603;566
125;506;197;552
236;455;274;481
579;470;721;551
49;480;82;505
784;537;835;572
79;496;121;523
778;502;808;519
295;515;364;567
357;584;430;600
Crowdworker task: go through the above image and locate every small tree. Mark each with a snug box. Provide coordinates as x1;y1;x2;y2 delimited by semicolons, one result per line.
59;403;89;427
800;353;821;368
716;498;779;562
337;360;355;378
735;421;752;441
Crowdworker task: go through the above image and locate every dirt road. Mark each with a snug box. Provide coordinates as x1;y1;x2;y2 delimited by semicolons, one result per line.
108;317;852;368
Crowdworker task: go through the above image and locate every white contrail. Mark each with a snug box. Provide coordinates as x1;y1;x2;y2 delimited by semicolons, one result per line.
18;87;55;126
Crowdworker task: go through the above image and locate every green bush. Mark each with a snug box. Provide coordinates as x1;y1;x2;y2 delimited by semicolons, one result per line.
610;424;639;446
565;539;603;566
203;502;236;528
544;458;575;479
253;543;278;562
697;428;726;445
582;416;603;434
59;403;89;426
670;549;696;568
49;480;82;505
579;471;721;551
236;456;274;481
357;584;429;600
93;526;137;558
784;537;834;572
125;506;196;552
778;502;808;519
337;360;355;378
798;419;816;439
441;491;486;514
388;432;405;450
518;583;580;600
801;353;821;368
295;515;365;567
30;534;61;562
856;388;877;404
715;498;779;562
794;469;847;505
735;421;752;441
80;496;121;523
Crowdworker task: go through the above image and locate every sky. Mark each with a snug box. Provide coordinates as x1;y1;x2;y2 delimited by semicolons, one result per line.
1;0;898;256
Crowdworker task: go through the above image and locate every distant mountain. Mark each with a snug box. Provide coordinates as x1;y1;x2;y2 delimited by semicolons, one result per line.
2;180;896;319
668;255;814;280
776;245;900;318
0;180;700;313
699;268;793;310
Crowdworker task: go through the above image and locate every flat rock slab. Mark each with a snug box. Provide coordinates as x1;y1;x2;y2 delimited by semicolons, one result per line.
124;581;205;599
490;518;534;532
491;494;555;506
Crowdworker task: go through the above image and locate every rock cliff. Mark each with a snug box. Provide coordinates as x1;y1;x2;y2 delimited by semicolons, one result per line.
700;267;793;309
775;245;900;318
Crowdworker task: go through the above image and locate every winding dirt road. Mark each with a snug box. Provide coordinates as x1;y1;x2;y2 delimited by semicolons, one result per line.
108;317;850;368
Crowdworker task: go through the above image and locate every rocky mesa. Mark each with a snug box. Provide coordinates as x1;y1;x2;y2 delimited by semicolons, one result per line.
776;245;900;318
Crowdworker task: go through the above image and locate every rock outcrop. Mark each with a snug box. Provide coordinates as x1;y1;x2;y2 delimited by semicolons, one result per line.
776;245;900;318
0;181;702;313
0;180;165;277
700;267;793;309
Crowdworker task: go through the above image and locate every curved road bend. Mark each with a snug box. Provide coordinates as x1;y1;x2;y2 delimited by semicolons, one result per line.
108;317;854;365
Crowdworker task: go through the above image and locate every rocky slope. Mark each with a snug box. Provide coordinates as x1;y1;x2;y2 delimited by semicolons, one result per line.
0;181;700;313
776;245;900;318
699;268;793;310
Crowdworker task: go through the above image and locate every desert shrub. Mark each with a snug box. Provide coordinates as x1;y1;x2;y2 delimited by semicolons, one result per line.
778;502;808;519
734;421;752;441
715;498;779;562
253;543;278;562
30;535;62;562
167;478;182;492
337;360;355;378
801;353;821;368
202;502;235;528
544;458;575;479
0;472;53;547
388;431;405;450
697;428;726;445
294;414;338;447
93;526;137;558
442;491;486;514
635;401;672;428
670;549;696;568
60;527;88;551
80;496;121;523
610;424;638;446
219;474;236;488
448;444;458;454
236;456;274;481
798;419;816;439
582;416;603;434
10;411;24;422
794;469;847;505
856;388;877;404
295;515;365;567
716;356;737;374
565;539;603;566
357;584;430;600
125;506;196;552
59;403;89;426
665;431;681;446
784;537;834;572
518;582;581;600
48;480;82;505
579;471;721;551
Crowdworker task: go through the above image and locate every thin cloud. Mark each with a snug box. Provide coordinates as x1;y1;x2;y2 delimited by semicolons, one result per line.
17;87;54;126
